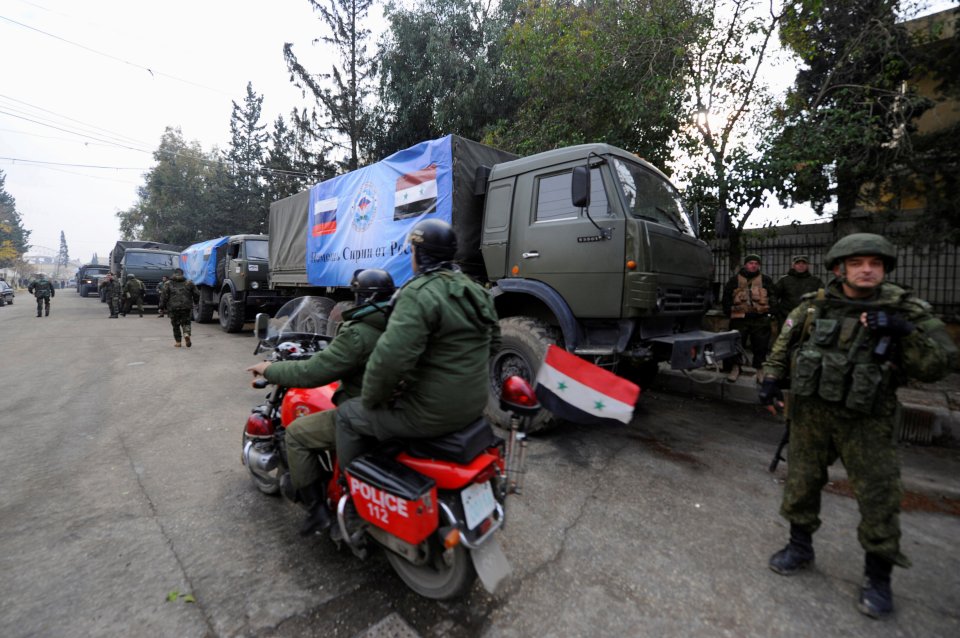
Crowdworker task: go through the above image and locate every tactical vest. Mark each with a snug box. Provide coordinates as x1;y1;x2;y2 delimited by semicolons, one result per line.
731;274;769;318
790;294;895;416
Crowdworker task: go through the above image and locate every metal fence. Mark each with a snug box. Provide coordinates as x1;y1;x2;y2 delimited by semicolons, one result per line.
710;223;960;318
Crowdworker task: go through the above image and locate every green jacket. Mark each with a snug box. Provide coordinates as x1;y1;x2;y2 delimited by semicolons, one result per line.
160;274;199;311
125;277;145;298
361;269;501;428
763;280;955;415
264;303;387;405
772;269;824;321
28;279;55;298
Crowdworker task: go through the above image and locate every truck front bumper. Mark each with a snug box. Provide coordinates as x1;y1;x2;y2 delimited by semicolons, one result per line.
649;330;740;370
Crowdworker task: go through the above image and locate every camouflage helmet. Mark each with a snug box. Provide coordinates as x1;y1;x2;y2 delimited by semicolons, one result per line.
825;233;897;272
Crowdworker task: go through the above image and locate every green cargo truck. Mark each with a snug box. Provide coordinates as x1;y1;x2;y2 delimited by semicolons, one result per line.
108;241;183;306
268;135;738;430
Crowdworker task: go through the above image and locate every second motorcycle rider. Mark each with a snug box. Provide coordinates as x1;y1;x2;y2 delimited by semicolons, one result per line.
246;269;396;535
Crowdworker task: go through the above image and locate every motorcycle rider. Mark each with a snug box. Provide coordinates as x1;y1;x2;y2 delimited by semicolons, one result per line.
247;269;395;535
335;218;501;469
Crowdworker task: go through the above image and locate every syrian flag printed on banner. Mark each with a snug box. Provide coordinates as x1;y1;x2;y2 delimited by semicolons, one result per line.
535;345;640;426
393;164;438;220
312;196;338;237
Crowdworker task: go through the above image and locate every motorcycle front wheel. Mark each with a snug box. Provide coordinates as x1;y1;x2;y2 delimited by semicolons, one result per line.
385;544;476;600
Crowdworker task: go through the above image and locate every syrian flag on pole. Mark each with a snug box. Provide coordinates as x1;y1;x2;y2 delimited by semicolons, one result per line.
535;345;640;426
393;164;438;220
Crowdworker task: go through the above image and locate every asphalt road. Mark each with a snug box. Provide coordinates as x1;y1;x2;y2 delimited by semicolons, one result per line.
1;293;958;637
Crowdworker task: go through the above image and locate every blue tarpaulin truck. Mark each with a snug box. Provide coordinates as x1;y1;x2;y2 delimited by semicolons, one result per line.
267;135;738;430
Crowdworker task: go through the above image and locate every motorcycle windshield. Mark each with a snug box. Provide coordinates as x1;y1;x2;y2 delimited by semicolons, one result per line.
262;296;337;343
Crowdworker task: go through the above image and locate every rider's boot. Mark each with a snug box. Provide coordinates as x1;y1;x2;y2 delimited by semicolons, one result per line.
858;553;894;619
769;524;815;575
299;481;332;536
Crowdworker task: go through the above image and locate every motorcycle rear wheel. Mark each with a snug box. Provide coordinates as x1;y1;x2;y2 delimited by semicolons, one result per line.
385;544;476;600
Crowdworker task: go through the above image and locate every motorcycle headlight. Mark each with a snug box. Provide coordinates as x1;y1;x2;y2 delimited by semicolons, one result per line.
251;281;259;289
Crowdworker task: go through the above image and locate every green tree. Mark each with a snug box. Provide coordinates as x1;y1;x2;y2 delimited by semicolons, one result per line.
773;0;929;219
488;0;699;166
0;169;31;268
284;0;379;170
56;230;69;273
677;0;785;267
375;0;521;154
223;82;270;234
263;111;334;203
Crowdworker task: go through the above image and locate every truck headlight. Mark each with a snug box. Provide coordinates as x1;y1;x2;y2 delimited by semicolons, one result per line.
251;281;259;289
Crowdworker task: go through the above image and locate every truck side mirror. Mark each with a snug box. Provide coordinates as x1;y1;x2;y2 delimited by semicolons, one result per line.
571;166;590;208
254;313;270;340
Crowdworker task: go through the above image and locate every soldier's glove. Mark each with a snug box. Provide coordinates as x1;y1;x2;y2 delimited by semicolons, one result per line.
865;311;914;337
758;377;783;407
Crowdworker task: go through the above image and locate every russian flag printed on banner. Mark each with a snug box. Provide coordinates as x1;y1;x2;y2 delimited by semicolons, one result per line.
534;345;640;426
312;196;338;236
393;164;438;220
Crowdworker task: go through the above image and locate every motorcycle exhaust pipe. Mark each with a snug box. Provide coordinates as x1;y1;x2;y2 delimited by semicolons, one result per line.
243;440;279;479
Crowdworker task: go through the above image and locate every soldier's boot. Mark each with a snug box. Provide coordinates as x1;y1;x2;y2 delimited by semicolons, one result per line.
184;335;192;348
174;341;182;347
279;472;301;503
299;481;332;536
769;525;815;575
726;364;741;383
858;553;894;619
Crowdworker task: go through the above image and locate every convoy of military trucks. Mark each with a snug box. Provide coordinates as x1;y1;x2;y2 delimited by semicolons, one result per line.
93;135;737;429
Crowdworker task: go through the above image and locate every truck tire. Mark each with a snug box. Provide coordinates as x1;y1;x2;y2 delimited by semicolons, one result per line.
485;316;559;434
79;285;86;297
193;298;215;323
326;301;354;337
218;293;246;333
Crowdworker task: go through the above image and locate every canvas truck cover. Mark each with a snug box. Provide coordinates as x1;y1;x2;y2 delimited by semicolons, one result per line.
110;240;183;265
269;135;517;288
180;237;229;287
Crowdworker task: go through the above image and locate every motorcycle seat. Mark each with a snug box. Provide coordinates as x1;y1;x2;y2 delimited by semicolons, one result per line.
403;417;502;465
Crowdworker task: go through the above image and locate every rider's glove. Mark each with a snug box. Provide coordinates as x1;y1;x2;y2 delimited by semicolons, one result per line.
758;377;783;406
865;311;914;337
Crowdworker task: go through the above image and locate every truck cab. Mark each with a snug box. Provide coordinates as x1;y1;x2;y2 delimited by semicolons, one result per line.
120;249;180;305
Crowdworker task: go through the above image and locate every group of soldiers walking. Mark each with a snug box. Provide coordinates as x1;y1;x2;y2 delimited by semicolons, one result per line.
97;269;199;347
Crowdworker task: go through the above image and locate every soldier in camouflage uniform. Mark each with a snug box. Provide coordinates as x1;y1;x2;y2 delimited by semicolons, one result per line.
98;273;119;318
759;233;956;619
159;268;199;347
123;273;146;317
722;254;775;382
27;274;55;317
156;275;169;318
247;269;394;535
336;219;501;469
772;255;824;324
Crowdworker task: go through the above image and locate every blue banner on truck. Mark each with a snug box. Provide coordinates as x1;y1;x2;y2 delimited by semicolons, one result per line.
180;236;228;286
305;136;454;287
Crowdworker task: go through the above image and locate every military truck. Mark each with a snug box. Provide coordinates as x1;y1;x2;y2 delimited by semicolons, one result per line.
269;135;738;430
180;234;284;332
108;241;182;306
76;263;111;297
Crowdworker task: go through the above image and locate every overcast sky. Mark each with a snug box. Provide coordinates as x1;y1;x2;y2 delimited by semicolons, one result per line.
1;0;956;267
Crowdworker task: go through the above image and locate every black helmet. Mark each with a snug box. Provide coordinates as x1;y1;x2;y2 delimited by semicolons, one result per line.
408;219;457;262
825;233;897;272
350;269;396;304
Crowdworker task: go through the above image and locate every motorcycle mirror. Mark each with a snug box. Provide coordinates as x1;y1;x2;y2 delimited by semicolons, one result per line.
254;312;270;340
499;376;540;417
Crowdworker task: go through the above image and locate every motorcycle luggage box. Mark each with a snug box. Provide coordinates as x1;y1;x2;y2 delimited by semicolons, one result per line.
346;454;439;545
405;417;501;465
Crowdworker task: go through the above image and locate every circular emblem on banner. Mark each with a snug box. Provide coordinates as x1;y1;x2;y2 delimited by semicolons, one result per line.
351;183;378;233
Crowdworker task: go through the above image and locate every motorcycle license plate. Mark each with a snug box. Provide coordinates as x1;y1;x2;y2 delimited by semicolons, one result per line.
461;481;496;530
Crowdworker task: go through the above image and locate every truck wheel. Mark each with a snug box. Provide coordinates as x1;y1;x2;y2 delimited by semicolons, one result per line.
79;285;86;297
295;297;336;335
485;316;559;434
218;293;246;333
193;298;215;323
326;301;354;337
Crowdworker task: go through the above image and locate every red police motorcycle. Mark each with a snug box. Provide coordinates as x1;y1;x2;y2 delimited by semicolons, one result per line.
241;296;538;599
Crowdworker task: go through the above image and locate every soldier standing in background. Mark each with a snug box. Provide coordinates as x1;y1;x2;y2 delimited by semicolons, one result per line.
721;254;774;382
759;233;956;619
157;275;169;318
98;273;119;318
27;274;55;317
160;268;199;348
773;256;824;324
124;273;146;317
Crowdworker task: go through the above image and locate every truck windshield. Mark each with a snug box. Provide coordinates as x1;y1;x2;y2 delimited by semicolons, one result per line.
87;267;109;275
612;158;695;236
125;252;176;268
245;240;269;261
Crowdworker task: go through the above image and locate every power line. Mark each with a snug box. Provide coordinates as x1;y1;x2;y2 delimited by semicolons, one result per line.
0;93;151;147
0;156;149;170
0;14;232;96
